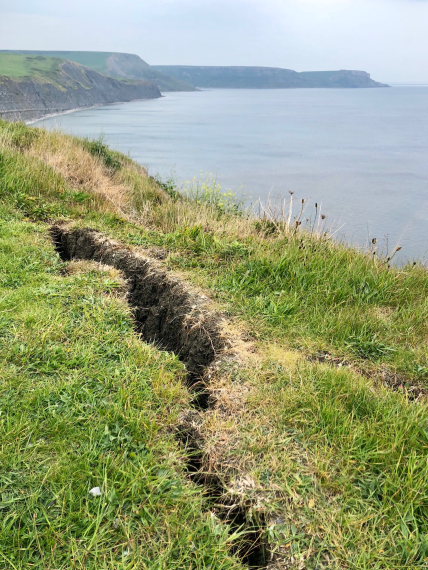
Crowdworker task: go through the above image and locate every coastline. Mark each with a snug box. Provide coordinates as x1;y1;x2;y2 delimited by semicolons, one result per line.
26;105;97;125
27;94;167;125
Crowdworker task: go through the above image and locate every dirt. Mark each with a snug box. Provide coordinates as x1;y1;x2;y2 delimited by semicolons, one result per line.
51;225;228;380
50;224;270;568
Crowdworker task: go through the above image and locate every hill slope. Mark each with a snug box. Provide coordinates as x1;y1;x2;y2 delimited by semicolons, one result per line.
0;54;161;122
153;65;388;88
0;120;426;569
2;50;196;92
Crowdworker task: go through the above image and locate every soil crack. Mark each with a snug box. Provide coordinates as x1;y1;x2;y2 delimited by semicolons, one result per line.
50;225;270;569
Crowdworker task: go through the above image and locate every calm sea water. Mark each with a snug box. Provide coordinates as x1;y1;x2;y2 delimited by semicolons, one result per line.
36;87;428;264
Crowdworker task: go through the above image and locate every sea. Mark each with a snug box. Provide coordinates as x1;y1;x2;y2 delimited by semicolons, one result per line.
35;87;428;265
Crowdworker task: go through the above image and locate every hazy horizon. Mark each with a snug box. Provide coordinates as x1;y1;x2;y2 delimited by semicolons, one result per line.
1;0;428;84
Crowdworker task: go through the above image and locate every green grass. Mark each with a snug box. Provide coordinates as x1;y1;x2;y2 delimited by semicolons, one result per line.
203;356;428;568
0;51;115;75
0;54;62;79
82;138;123;173
121;224;427;386
32;51;115;74
0;51;197;91
0;119;427;568
2;51;122;76
0;215;242;569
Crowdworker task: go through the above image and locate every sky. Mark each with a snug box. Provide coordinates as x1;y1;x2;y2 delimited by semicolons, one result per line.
1;0;428;83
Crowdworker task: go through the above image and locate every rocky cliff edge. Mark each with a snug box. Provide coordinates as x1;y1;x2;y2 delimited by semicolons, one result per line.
0;59;161;122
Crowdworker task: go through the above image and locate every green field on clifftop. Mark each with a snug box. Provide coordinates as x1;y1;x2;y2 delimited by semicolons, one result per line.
0;54;62;79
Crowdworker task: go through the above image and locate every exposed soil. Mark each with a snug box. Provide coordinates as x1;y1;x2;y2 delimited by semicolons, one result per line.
50;224;271;568
51;225;227;381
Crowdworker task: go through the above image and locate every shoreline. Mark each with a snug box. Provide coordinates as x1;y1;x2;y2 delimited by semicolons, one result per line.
0;107;91;125
27;105;98;125
28;95;166;125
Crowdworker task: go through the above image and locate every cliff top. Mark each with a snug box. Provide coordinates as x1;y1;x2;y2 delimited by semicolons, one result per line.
0;53;63;79
0;120;426;569
0;54;161;122
0;54;159;92
154;64;389;88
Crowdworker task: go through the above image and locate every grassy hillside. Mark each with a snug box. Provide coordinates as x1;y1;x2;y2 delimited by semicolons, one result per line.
34;51;133;74
0;220;240;569
0;119;427;568
6;50;151;75
1;51;196;92
0;54;161;123
0;53;63;79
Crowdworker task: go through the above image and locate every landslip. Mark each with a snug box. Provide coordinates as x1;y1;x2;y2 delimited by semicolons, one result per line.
0;120;427;569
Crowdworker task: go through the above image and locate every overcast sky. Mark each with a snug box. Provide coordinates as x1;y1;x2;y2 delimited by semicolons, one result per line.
1;0;428;83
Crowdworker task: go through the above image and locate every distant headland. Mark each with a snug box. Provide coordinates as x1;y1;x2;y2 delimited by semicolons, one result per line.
153;65;388;89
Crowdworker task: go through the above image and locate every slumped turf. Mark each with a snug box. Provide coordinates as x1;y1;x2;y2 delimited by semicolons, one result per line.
199;355;428;568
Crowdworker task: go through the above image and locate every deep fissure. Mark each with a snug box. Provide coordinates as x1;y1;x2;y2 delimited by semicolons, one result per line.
50;225;270;569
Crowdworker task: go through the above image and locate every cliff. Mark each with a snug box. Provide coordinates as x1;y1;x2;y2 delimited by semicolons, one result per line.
1;51;196;92
152;65;388;89
298;69;388;88
0;55;161;122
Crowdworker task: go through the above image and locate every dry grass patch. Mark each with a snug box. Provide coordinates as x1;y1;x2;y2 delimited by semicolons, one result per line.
28;130;130;213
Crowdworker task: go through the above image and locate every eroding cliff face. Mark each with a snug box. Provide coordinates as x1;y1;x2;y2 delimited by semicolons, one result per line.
0;61;161;122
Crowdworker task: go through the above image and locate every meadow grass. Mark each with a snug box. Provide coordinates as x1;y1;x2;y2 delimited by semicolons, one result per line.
201;354;428;568
20;51;115;75
0;54;62;80
0;214;242;569
0;119;427;568
162;228;427;383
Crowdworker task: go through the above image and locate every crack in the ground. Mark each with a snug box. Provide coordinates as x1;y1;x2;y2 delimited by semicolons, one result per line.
50;225;270;569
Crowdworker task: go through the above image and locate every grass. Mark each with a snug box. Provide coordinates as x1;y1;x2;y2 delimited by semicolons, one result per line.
0;51;196;91
0;118;427;568
25;51;116;74
0;215;242;569
121;219;427;387
201;354;428;568
0;54;62;80
0;51;128;76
